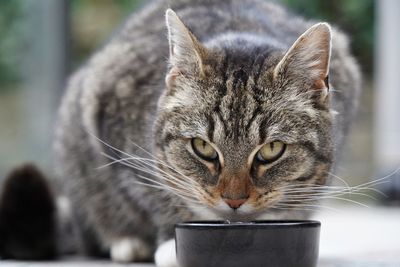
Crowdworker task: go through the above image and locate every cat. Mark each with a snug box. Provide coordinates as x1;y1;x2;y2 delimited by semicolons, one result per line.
0;0;361;266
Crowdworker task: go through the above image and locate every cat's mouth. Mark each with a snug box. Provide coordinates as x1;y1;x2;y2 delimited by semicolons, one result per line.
189;201;271;222
216;210;263;221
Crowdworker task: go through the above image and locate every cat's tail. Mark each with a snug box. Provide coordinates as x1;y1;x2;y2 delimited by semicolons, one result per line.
0;164;56;259
0;164;106;261
0;163;86;260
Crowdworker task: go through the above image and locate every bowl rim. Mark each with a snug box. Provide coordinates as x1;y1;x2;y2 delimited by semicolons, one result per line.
176;220;321;229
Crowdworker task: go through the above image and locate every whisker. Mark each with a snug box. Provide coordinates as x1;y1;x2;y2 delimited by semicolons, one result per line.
284;191;377;201
270;205;330;213
85;133;221;213
135;174;199;200
273;204;340;213
318;195;370;208
128;171;204;205
107;157;208;205
133;180;203;205
281;194;370;208
351;168;400;189
277;168;400;193
126;138;196;182
278;179;391;200
101;153;198;195
99;148;200;194
96;156;145;169
326;172;351;189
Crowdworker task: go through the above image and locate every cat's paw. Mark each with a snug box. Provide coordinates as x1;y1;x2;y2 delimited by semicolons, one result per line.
110;237;151;263
155;239;177;267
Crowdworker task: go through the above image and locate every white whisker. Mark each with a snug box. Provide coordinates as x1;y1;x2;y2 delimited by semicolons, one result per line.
99;152;208;205
133;179;203;205
101;153;195;190
326;172;351;189
273;202;341;212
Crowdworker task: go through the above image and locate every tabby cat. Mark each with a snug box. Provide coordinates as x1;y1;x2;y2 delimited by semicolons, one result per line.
52;0;360;266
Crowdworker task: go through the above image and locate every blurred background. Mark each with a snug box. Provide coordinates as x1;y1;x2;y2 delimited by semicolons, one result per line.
0;0;400;200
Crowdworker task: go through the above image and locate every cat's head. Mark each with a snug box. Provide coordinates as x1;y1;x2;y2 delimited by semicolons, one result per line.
154;9;334;220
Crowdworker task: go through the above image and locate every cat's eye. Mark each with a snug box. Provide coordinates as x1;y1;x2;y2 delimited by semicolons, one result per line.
191;138;218;161
256;141;286;164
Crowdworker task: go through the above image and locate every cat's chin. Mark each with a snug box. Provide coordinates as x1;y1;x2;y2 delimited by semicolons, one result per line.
212;209;301;222
216;211;261;222
188;201;307;222
188;202;268;222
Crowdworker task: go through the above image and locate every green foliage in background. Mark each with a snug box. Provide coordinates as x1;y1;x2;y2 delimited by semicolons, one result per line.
0;0;27;88
282;0;374;74
70;0;143;68
0;0;374;91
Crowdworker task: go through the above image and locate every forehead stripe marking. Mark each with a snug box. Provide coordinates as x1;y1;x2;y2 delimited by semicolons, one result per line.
206;114;215;142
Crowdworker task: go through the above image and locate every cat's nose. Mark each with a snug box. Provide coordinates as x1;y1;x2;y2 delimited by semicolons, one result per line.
223;197;248;210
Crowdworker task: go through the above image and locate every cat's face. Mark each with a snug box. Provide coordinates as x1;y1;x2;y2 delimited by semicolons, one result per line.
154;10;333;220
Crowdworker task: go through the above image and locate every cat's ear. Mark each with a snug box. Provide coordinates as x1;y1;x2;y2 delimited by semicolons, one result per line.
165;9;206;81
274;23;332;103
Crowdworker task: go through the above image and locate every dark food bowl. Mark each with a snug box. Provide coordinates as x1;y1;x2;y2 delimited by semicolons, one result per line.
175;220;321;267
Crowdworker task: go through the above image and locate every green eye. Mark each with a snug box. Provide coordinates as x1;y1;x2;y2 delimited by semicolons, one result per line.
191;138;218;161
256;141;286;163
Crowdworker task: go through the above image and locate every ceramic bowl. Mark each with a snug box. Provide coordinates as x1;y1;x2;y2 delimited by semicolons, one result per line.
175;220;321;267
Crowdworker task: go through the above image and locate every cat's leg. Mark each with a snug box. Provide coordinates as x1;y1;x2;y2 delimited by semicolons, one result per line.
66;184;156;262
110;237;152;263
154;239;177;267
153;195;194;267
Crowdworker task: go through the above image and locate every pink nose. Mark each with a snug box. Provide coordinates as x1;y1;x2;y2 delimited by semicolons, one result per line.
224;198;248;209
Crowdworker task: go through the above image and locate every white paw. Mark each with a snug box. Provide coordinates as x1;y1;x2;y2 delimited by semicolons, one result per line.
110;237;151;263
155;239;178;267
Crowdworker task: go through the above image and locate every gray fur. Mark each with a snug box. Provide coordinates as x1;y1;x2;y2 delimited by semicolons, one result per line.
53;0;360;260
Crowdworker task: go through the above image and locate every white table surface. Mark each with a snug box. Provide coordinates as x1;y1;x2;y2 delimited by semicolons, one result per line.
2;206;400;267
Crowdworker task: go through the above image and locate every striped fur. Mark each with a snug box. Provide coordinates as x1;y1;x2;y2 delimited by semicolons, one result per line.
54;0;360;263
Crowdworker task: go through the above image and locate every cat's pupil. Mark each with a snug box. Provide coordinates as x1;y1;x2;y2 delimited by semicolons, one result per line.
202;141;207;150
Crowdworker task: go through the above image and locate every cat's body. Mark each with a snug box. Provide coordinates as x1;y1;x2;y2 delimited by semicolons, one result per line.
53;0;360;265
